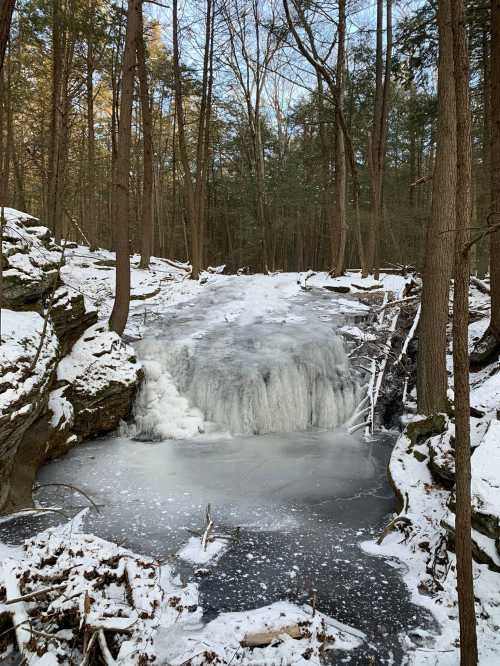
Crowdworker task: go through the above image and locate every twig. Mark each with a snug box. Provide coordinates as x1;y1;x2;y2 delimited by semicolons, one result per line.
33;483;100;514
97;629;117;665
201;503;214;551
375;295;419;312
395;303;421;364
4;584;66;606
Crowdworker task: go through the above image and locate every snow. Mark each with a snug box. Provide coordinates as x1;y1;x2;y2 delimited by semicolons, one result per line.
48;387;74;429
178;535;229;565
7;216;496;663
470;420;500;532
155;600;365;666
0;309;59;414
57;322;140;391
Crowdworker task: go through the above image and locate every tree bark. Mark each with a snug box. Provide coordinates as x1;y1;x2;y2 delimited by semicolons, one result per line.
137;3;153;270
172;0;200;278
417;0;456;416
366;0;392;278
491;0;500;339
332;0;347;277
0;0;15;75
86;0;97;250
451;2;478;663
109;0;139;335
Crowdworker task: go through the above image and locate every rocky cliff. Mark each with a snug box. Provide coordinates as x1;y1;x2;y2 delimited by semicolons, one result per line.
0;208;142;514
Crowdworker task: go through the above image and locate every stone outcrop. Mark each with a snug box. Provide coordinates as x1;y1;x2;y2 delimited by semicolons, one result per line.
0;310;59;512
49;286;98;354
443;420;500;571
57;323;143;440
1;209;62;308
0;209;143;514
428;430;455;487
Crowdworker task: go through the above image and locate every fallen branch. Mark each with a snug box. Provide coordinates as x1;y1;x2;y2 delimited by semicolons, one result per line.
33;482;100;514
3;559;33;658
376;295;419;313
409;174;432;187
470;275;490;295
377;516;413;545
201;504;214;551
240;624;302;647
98;629;117;665
4;584;66;606
395;303;421;365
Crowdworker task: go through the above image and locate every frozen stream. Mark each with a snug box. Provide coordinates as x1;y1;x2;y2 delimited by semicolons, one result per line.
2;276;436;663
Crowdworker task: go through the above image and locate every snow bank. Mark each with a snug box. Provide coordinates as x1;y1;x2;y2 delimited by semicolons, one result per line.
155;600;365;666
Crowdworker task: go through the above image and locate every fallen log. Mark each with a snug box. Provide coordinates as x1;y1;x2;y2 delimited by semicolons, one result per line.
240;624;303;647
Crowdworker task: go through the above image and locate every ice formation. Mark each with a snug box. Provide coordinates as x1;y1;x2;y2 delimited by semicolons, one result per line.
131;320;359;439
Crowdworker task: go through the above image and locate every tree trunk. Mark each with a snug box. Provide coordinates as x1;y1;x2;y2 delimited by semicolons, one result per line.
47;0;64;241
366;0;392;278
86;0;97;250
417;0;456;416
0;0;15;75
109;0;139;335
333;0;347;277
137;3;153;270
172;0;200;278
451;2;478;663
491;0;500;339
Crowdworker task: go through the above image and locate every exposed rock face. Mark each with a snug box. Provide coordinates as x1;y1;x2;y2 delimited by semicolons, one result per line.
1;209;62;308
443;420;500;571
50;286;98;354
428;431;455;487
6;387;76;510
0;210;143;514
57;324;143;440
0;310;59;512
470;420;500;540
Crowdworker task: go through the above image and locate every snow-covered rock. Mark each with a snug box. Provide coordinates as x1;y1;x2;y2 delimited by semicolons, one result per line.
0;309;59;512
57;324;143;439
470;420;500;541
49;285;98;353
0;210;142;514
0;208;62;308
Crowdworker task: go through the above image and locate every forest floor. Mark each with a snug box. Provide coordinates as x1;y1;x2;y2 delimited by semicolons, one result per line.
1;237;500;664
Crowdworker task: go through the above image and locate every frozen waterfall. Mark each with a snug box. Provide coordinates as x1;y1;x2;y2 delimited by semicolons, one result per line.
130;320;359;439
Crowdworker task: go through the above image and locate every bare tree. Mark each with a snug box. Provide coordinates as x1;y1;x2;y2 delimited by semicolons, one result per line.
492;1;500;347
417;0;456;416
0;0;15;75
109;0;140;335
332;0;347;276
473;0;500;363
47;0;76;242
172;0;214;278
451;1;478;662
85;0;97;250
137;2;153;270
366;0;392;278
220;0;281;271
283;0;366;274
